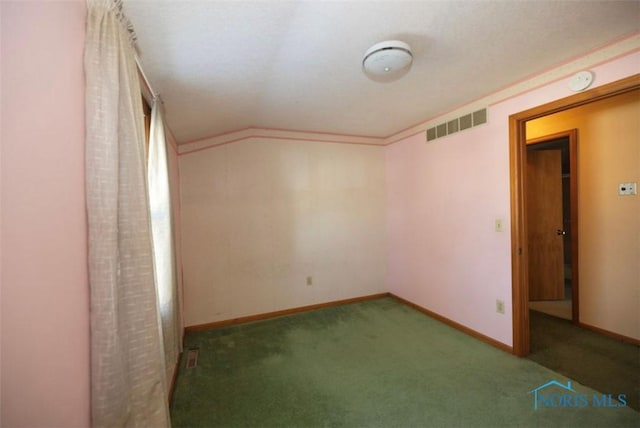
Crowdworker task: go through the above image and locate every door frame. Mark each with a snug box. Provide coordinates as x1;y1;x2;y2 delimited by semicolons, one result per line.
526;130;578;320
509;74;640;357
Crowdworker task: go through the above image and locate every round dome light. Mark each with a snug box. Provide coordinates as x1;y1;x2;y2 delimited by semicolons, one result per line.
362;40;413;82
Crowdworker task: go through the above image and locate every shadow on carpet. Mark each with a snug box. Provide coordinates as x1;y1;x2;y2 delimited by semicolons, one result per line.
529;309;640;412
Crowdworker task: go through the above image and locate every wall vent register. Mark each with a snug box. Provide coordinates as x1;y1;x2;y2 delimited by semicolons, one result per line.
426;108;488;142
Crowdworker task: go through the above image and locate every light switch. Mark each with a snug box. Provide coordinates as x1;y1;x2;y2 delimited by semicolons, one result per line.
618;182;637;196
495;219;504;232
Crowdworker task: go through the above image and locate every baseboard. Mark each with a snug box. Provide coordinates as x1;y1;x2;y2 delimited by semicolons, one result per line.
183;292;515;354
578;321;640;346
389;293;513;354
185;292;391;332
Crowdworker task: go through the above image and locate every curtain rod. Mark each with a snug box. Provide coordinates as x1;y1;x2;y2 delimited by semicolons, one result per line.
134;54;161;103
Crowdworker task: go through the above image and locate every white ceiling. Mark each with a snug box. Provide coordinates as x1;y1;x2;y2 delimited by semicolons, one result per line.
124;1;640;144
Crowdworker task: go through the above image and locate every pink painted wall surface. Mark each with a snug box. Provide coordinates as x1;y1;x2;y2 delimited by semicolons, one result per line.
179;138;387;327
385;50;640;347
0;1;90;426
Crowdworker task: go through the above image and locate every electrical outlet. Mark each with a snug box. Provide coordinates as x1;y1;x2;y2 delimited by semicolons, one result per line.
306;276;312;286
496;299;505;314
618;182;637;196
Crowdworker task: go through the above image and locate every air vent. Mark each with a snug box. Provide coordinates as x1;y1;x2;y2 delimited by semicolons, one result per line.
426;108;488;142
186;349;199;369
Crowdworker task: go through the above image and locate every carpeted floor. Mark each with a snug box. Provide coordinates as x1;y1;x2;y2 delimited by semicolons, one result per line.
171;297;639;427
529;309;640;412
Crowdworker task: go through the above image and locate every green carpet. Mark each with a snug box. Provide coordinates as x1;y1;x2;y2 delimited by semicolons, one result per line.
529;309;640;412
171;297;639;427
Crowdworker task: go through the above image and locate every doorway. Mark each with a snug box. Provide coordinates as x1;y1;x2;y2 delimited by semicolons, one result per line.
526;131;578;324
508;74;640;357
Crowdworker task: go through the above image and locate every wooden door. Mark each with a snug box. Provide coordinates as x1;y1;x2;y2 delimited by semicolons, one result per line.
527;149;565;300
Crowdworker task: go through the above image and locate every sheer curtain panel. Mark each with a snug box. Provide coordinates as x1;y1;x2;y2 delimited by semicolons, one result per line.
85;0;170;426
148;98;182;381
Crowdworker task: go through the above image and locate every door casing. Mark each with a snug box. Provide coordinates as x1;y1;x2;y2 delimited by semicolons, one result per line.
508;74;640;357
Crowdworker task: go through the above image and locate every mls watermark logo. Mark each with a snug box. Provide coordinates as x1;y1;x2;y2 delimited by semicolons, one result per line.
529;380;627;410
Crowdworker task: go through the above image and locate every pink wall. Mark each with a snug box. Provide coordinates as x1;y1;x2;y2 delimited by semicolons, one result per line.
385;121;512;344
0;1;90;426
385;50;640;347
178;138;387;327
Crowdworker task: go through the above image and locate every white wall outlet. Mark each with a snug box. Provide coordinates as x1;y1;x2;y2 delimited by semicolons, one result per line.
496;299;505;314
495;219;504;232
618;182;637;196
306;276;312;286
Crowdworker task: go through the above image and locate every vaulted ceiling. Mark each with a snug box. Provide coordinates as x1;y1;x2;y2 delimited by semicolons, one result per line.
124;1;640;144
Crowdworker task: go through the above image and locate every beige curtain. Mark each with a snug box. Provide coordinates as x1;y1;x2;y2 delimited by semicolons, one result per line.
148;98;182;380
85;0;170;426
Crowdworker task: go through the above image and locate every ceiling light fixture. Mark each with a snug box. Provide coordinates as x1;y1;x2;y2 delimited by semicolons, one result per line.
362;40;413;82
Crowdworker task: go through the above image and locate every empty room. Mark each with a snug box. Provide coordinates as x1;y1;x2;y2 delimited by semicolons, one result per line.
1;1;639;427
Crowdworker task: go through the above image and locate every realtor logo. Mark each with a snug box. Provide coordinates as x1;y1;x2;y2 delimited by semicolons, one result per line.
529;380;627;410
529;380;577;410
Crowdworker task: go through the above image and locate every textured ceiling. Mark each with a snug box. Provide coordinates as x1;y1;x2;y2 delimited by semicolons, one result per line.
124;1;640;144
